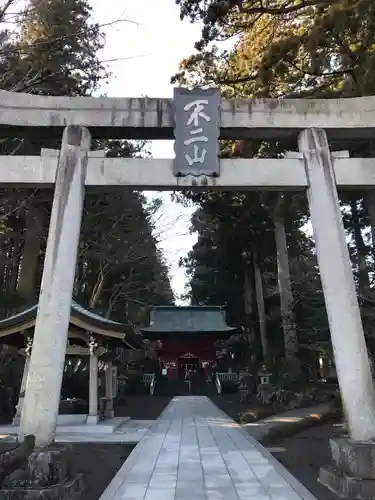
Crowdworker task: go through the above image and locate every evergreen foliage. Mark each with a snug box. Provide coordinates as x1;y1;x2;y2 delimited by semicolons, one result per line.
0;0;174;325
173;0;375;375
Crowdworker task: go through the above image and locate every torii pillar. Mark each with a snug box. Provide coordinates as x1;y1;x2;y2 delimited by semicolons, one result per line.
19;126;91;446
299;128;375;498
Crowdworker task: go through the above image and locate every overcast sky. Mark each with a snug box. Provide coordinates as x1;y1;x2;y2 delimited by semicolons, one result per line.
89;0;203;303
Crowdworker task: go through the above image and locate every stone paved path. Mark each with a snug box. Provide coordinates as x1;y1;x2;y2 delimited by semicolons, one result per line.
99;396;317;500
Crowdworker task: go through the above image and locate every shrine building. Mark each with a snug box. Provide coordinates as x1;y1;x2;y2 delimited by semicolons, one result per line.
140;305;238;380
0;300;140;425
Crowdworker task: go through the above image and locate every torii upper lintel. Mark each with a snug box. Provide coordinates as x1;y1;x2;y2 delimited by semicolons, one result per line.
1;89;375;140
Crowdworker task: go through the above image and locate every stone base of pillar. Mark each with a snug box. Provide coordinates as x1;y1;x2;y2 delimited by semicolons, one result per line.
2;444;85;500
105;409;115;419
2;473;84;500
86;415;99;425
319;465;375;499
104;398;114;419
13;394;25;425
319;437;375;499
12;416;21;426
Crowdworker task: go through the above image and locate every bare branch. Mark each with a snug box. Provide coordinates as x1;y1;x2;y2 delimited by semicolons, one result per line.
239;0;338;16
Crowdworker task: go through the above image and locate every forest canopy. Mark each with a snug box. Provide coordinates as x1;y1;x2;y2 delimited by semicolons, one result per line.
173;0;375;375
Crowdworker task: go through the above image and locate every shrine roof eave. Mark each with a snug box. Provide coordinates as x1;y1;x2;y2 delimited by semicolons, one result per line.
0;301;141;350
140;327;239;338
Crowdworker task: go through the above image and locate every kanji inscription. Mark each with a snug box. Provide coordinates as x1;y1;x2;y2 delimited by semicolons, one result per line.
173;88;220;177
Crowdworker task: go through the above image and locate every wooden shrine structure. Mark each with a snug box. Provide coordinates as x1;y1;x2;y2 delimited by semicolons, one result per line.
140;305;239;380
0;301;140;424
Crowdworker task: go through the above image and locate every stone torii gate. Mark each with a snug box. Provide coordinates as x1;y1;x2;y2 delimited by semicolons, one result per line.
3;88;375;493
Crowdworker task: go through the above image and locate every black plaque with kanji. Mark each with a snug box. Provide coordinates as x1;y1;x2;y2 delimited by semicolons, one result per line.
173;87;220;177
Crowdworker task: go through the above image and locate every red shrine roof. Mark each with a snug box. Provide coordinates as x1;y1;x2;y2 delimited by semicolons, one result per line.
140;305;239;337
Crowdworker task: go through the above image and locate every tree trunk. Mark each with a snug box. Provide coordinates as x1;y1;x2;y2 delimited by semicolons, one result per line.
74;258;85;297
243;255;259;371
10;237;22;293
18;208;43;301
365;191;375;260
4;240;14;294
253;253;270;366
273;193;299;363
106;285;122;318
106;302;114;319
89;269;105;309
350;198;370;295
0;254;5;293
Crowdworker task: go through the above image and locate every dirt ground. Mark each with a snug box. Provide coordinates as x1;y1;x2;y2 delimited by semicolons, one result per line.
0;442;134;500
270;423;344;500
71;443;134;500
115;395;171;420
0;396;172;499
211;393;261;421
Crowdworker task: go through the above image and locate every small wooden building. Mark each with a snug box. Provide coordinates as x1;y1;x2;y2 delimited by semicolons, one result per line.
0;301;141;424
140;305;238;380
